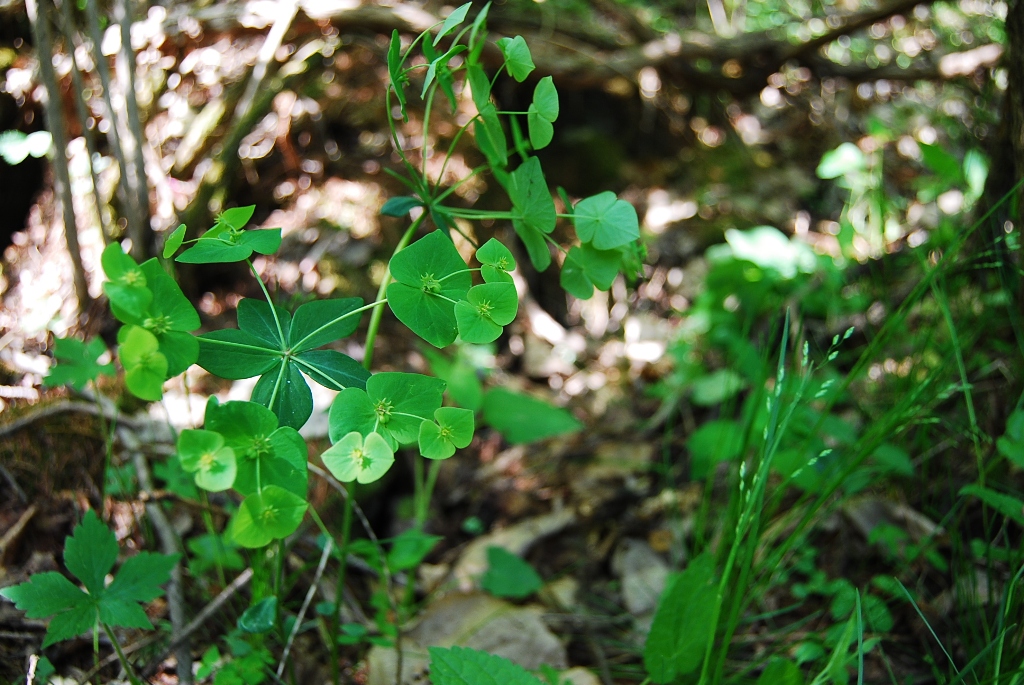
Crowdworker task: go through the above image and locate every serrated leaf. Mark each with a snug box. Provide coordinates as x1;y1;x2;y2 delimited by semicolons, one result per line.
40;602;96;648
104;552;179;605
178;429;237;492
163;223;186;258
482;388;581;444
573;191;639;250
381;196;423;217
644;553;717;682
429;646;544;685
322;431;395;484
434;2;471;45
496;36;534;82
289;297;364;352
0;571;89;619
230;485;308;548
44;337;114;391
481;546;542;598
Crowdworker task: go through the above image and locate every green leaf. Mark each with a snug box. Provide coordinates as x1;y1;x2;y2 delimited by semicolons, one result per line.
239;597;278;633
690;369;746;406
104;552;179;605
644;552;717;682
481;546;542;599
178;429;237;492
418;406;474;459
44;337;114;391
527;106;553;150
176;236;252;264
40;602;96;648
101;243;152;320
686;419;744;479
959;484;1024;526
381;196;423;217
0;571;89;620
481;388;581;444
389;283;461;348
756;658;804;685
328;372;446;447
387;529;443;571
289;297;364;352
475;103;507;168
467;62;492;113
163;223;186;258
422;44;468;99
321;431;395;484
251;361;314;430
238;228;282;256
476;238;516;283
119;325;168;401
429;646;545;685
230;485;308;548
294;350;370;391
217;205;256;230
197;328;281;379
237;298;290;347
559;248;593;300
507;157;556;270
496;36;534;82
919;143;963;184
388;30;409;121
187;533;244;575
455;282;518;343
573;191;639;250
532;77;558;121
468;2;491;61
434;2;471;45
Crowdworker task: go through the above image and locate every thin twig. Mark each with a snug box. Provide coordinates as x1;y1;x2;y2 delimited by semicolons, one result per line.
277;538;333;678
25;0;90;313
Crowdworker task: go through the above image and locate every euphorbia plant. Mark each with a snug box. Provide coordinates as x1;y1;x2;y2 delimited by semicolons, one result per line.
21;2;644;678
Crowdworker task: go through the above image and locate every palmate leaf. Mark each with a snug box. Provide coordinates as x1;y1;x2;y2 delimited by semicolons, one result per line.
573;191;640;250
44;337;114;391
328;372;446;449
198;297;367;429
0;511;178;647
178;429;237;492
119;325;168;401
387;230;472;348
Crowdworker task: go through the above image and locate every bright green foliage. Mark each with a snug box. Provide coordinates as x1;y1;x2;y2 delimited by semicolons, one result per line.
204;399;308;499
387;30;409;120
102;242;152;319
496;36;534;82
418;406;474;459
118;325;168;401
434;2;471;45
481;546;542;599
387;230;472;348
328;372;447;449
455;282;518;343
527;77;558;150
0;511;177;647
644;553;717;682
163;223;186;259
120;259;200;376
959;485;1024;526
506;157;557;270
559;244;620;300
239;596;278;633
175;206;282;264
687;419;745;479
429;646;544;685
477;238;516;283
422;43;468;99
481;388;582;444
757;658;805;685
178;429;237;492
230;485;308;548
572;191;640;250
387;528;443;571
43;337;114;391
198;296;369;429
187;533;244;574
321;431;395;484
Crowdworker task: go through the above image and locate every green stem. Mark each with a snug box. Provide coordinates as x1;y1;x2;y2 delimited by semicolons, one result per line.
433;164;487;204
437;268;480;283
444;208;516;220
195;337;283;354
421;82;439;181
102;623;143;685
363;214;426;369
542;232;570;255
248;260;286;344
416;459;442;527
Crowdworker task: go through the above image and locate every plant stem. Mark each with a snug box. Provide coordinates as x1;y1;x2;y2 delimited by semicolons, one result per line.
249;260;287;344
102;623;143;685
416;460;442;527
363;214;425;369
